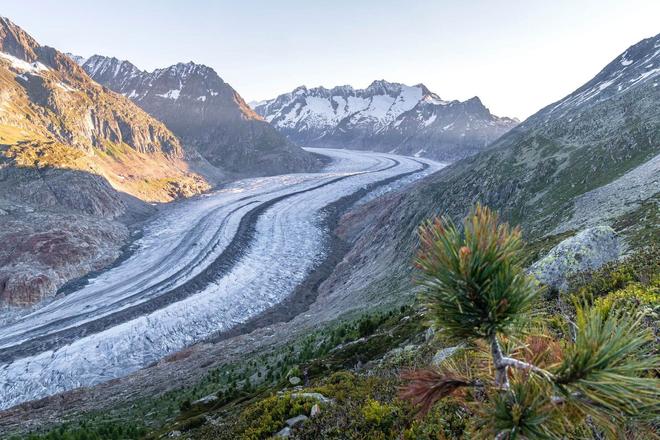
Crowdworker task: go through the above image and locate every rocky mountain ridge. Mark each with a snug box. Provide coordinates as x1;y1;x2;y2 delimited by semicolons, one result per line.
77;54;322;176
254;80;518;161
0;17;216;307
0;17;215;201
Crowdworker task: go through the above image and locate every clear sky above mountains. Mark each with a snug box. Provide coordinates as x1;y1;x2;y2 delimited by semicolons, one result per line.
3;0;659;119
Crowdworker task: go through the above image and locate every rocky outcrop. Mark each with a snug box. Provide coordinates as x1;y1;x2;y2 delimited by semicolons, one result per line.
0;166;139;306
0;167;126;219
254;80;518;161
0;212;128;305
530;227;620;291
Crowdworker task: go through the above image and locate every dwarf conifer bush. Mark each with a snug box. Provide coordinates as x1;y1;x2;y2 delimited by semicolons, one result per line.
403;204;660;439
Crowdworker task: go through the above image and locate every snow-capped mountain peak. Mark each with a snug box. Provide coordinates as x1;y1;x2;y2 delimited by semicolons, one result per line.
254;80;518;161
65;52;87;66
256;80;432;132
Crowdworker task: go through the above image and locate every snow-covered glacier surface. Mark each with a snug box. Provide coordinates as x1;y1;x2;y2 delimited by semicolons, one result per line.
0;148;444;409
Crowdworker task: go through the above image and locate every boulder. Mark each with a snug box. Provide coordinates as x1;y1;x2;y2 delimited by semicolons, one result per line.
310;403;321;417
275;427;291;438
530;226;620;292
285;414;308;427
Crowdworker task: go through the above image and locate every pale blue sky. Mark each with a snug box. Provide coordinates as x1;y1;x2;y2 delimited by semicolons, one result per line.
3;1;659;118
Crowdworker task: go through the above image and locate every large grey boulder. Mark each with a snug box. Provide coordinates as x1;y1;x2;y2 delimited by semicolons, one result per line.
530;226;620;291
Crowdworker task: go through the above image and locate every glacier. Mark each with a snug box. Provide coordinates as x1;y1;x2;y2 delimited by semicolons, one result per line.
0;148;444;410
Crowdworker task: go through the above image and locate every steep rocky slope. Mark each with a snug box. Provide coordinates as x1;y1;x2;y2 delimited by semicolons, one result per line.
0;17;215;306
0;18;215;201
254;80;518;161
78;55;321;176
322;32;660;307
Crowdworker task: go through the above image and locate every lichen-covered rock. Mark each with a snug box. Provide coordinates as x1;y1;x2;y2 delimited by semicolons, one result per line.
530;226;620;291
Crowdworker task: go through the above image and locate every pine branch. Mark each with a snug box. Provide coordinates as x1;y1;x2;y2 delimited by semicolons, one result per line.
489;335;510;389
498;357;555;381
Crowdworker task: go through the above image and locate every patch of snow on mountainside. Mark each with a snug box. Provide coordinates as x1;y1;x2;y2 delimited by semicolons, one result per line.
56;82;78;92
156;89;181;100
546;34;660;116
423;113;437;127
620;51;633;66
0;51;49;73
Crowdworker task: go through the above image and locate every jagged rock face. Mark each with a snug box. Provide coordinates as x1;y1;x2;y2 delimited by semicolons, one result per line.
254;80;518;161
0;19;183;159
530;226;620;292
79;55;320;176
0;17;212;202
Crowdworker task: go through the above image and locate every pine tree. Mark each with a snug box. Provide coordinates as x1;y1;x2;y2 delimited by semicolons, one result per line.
401;204;660;439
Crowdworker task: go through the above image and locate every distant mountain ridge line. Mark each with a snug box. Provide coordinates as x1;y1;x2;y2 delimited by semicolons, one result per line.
253;79;519;161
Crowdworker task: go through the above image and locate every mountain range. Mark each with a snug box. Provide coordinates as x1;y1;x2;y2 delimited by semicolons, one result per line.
76;55;321;176
254;81;519;161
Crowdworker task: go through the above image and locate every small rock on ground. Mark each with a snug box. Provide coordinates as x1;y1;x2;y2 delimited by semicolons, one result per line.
286;414;308;427
275;426;291;438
